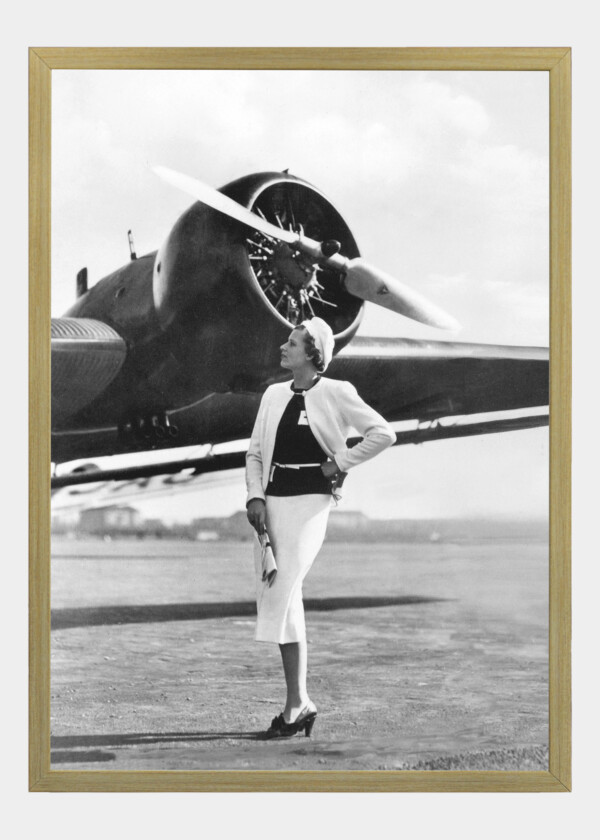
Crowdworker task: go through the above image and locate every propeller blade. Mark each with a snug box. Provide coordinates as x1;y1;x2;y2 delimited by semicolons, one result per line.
154;165;460;331
341;258;461;331
153;165;297;244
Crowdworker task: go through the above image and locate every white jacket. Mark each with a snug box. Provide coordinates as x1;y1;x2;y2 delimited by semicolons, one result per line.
245;377;396;503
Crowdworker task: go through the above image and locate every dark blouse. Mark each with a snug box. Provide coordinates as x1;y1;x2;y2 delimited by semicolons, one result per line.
266;383;331;497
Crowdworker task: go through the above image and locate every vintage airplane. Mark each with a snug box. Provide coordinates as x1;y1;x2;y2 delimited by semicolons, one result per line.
51;167;549;489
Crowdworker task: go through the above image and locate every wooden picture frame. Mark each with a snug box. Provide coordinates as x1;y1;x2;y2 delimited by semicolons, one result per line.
30;47;571;792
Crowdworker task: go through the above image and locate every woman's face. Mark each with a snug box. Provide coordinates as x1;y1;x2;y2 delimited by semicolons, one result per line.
280;328;313;371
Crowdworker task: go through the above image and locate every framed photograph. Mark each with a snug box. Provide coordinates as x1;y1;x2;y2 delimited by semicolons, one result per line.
30;47;571;792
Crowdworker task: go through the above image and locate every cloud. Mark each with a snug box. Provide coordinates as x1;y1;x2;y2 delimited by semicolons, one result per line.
405;77;491;138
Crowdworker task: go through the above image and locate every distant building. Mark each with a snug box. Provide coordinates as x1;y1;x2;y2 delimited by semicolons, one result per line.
328;510;370;530
195;530;220;542
51;508;80;534
79;505;142;537
143;518;170;538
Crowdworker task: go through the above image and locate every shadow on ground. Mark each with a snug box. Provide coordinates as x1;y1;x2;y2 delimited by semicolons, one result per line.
50;730;268;764
51;749;117;764
52;731;263;748
51;595;447;630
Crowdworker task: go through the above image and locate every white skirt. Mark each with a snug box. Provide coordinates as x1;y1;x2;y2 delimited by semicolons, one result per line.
253;494;332;644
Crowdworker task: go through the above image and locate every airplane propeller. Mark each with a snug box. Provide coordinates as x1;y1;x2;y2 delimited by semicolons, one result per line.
153;166;461;331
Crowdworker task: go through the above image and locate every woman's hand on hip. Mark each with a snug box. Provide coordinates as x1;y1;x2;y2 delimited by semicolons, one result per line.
321;459;340;479
246;498;266;534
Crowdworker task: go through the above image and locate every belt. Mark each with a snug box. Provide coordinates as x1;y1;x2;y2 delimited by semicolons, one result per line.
269;462;322;482
272;462;322;469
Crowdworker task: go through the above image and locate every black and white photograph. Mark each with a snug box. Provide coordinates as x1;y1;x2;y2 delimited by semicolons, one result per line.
48;66;550;774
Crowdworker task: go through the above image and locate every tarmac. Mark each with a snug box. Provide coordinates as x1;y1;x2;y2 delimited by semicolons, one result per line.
50;537;548;772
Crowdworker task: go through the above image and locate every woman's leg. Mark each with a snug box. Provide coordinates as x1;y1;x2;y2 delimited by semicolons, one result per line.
258;495;330;724
279;640;314;722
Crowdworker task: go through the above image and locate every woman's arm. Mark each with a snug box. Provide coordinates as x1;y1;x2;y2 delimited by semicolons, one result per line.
245;406;268;533
245;400;266;504
333;382;396;472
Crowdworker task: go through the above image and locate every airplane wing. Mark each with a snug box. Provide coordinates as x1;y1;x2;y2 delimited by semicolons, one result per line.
51;329;548;440
162;334;549;450
52;333;548;487
327;336;549;421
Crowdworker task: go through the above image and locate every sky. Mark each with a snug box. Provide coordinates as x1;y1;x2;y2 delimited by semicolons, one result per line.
51;69;549;522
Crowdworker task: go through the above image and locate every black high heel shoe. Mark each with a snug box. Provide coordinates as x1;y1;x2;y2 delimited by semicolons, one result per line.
263;706;318;739
299;710;317;737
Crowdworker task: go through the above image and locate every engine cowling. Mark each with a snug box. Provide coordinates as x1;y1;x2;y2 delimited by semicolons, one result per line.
152;171;364;393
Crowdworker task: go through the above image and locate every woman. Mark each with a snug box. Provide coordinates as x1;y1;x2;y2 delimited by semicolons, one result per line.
246;317;395;739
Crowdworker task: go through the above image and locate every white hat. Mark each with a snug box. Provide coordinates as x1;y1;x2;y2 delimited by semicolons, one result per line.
300;317;335;370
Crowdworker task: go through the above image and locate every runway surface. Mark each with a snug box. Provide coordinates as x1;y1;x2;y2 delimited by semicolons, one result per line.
50;536;548;771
